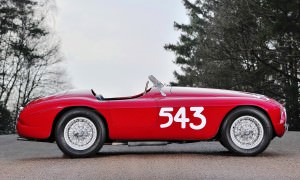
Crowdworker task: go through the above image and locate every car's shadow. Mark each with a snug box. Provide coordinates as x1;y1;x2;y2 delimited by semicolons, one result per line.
18;149;284;161
95;149;283;158
97;150;231;156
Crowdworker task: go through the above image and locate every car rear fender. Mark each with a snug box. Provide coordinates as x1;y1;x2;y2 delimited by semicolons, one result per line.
48;106;110;142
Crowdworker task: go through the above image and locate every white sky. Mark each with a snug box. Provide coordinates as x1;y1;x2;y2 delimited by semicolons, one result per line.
56;0;189;97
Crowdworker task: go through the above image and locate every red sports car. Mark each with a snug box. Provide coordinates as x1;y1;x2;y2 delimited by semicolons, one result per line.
17;75;287;157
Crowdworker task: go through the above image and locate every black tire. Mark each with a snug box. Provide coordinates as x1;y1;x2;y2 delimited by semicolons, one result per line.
219;139;229;149
55;108;106;158
220;107;273;156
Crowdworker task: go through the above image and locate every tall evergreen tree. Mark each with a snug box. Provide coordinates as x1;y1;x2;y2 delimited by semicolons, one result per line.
165;0;300;130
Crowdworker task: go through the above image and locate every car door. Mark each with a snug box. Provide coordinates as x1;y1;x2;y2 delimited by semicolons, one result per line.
108;98;159;140
154;96;229;140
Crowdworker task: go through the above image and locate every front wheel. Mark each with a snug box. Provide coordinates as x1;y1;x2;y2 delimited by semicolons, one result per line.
55;108;106;158
220;107;273;156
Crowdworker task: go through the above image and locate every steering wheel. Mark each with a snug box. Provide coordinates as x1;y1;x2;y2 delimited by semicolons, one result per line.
144;81;149;95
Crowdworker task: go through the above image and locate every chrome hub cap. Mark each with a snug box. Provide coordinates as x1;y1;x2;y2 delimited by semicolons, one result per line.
64;117;97;150
230;116;264;149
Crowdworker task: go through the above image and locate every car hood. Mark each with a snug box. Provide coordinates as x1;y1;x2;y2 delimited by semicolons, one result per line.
170;87;269;99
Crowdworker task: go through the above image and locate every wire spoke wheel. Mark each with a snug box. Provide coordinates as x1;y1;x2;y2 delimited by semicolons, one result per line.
220;107;273;155
64;117;97;151
230;116;264;149
55;108;106;158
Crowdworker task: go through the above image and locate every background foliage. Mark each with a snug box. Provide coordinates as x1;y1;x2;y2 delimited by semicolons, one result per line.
0;0;70;134
165;0;300;130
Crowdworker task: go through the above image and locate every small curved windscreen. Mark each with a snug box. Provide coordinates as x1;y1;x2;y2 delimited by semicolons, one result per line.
148;75;164;88
148;75;166;96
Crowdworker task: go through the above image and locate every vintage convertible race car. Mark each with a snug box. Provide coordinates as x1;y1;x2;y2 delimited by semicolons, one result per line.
17;75;287;157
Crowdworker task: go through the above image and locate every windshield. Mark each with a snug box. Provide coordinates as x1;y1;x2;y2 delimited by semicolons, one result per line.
148;75;166;96
148;75;164;88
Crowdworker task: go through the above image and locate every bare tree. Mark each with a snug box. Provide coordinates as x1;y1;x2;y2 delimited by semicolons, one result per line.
0;0;71;134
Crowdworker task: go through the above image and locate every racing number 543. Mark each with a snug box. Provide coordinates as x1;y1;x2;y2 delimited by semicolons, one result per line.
159;107;206;130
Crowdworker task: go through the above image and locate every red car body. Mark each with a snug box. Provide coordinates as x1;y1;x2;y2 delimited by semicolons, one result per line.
17;86;286;142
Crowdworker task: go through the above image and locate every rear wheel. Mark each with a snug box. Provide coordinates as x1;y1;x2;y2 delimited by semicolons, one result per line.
220;107;273;155
55;108;106;158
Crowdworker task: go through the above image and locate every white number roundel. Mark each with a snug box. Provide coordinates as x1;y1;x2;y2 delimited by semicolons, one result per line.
159;107;206;130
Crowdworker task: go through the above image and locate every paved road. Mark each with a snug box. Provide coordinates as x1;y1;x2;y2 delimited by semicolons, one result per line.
0;132;299;180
